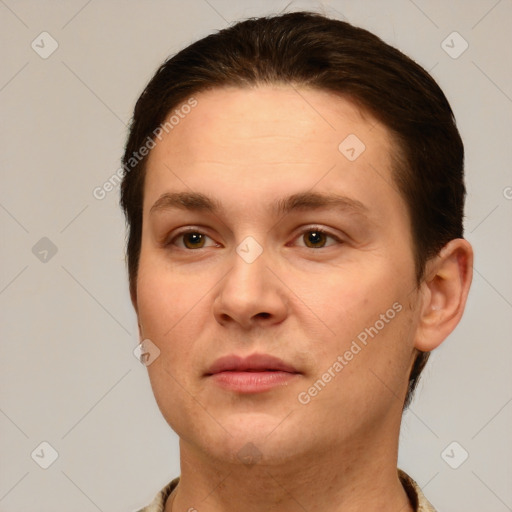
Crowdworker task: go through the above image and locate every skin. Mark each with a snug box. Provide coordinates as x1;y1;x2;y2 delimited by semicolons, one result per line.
133;86;473;511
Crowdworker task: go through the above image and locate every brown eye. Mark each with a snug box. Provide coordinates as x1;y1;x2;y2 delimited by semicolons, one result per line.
166;228;218;251
293;227;341;249
303;230;328;248
182;232;206;249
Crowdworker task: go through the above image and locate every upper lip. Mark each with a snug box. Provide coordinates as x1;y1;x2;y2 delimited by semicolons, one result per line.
205;353;299;375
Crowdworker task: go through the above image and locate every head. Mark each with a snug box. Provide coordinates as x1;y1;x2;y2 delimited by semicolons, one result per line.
120;12;472;464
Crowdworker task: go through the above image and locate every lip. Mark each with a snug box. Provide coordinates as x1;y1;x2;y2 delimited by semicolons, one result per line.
205;353;300;393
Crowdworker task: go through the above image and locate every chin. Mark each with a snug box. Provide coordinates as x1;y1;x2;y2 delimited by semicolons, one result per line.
192;411;310;466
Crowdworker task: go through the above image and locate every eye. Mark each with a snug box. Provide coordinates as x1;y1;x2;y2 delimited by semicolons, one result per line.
293;227;341;249
168;229;218;250
167;226;341;251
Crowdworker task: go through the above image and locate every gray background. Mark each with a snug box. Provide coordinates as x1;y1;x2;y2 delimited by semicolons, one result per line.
1;0;511;511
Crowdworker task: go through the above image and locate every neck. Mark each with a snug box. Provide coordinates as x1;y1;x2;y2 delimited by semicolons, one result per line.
166;431;414;512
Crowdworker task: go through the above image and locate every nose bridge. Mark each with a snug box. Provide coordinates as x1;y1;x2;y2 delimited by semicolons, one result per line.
226;236;270;299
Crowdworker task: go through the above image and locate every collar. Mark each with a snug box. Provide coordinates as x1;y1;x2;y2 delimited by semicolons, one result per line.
137;469;436;512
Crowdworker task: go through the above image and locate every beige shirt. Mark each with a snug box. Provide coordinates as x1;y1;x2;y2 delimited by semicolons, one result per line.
135;469;436;512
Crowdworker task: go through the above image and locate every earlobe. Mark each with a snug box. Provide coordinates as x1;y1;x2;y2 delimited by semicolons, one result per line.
414;238;473;352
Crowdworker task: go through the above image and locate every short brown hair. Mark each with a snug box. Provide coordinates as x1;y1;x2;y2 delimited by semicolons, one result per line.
120;11;466;409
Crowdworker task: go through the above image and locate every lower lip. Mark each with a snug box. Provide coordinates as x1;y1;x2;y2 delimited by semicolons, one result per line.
208;371;299;393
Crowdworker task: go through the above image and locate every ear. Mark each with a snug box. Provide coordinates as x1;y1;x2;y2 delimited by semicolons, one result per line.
414;238;473;352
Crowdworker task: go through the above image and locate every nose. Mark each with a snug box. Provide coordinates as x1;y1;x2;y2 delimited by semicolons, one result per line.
212;243;289;330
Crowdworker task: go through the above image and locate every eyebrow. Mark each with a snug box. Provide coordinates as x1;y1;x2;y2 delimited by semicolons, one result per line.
149;191;369;218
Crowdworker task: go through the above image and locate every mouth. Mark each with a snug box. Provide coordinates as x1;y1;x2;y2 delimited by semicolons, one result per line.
205;353;301;393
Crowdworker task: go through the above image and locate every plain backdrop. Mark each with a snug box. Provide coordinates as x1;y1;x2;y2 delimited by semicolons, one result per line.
1;1;511;511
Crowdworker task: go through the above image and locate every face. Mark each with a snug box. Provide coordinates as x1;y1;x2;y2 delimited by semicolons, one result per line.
135;86;422;466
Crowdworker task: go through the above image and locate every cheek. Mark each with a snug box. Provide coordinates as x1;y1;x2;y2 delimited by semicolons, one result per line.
299;301;417;426
300;260;417;392
304;264;406;334
136;251;197;338
136;262;206;434
135;262;201;397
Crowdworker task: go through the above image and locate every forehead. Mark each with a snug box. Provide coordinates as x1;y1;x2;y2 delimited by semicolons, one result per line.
148;85;390;164
143;85;402;221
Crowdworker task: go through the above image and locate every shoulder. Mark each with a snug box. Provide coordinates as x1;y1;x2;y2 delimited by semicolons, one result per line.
398;469;437;512
133;477;180;512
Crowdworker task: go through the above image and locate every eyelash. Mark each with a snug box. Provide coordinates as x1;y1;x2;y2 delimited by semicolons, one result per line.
167;226;342;250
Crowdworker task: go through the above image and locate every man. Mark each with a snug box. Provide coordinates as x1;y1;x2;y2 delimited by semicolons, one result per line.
121;11;473;512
